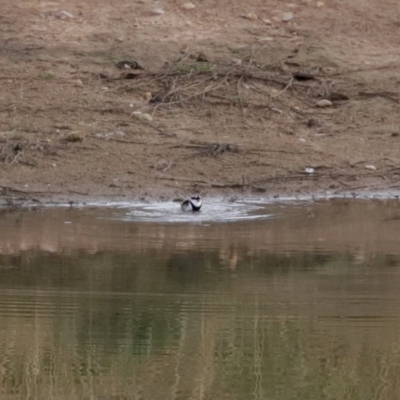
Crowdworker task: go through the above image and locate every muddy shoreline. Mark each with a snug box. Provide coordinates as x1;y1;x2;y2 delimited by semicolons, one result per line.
1;0;400;207
1;184;399;211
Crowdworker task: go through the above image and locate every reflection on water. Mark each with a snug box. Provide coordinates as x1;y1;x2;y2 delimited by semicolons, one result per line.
1;199;400;399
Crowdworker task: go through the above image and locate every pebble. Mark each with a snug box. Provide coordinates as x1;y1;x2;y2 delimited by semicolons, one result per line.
263;19;273;25
180;44;190;53
242;13;258;21
143;92;152;101
55;10;74;19
365;165;377;171
182;2;196;10
149;95;163;104
74;79;83;87
138;113;153;122
63;131;85;142
305;167;315;174
231;57;242;65
316;1;325;7
282;12;294;22
151;8;164;15
247;13;258;20
315;99;332;108
307;117;323;127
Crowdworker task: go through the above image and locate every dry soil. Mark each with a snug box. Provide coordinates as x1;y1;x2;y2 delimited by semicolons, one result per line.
1;0;400;204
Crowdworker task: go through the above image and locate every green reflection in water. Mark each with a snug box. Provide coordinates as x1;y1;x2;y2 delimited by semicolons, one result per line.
1;202;400;399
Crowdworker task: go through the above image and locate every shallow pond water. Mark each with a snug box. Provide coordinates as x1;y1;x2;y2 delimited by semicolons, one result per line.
1;198;400;400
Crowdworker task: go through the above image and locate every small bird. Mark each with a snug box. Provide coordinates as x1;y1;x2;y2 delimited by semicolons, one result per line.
181;195;202;212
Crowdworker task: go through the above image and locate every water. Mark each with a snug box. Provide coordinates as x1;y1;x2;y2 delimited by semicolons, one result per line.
1;199;400;400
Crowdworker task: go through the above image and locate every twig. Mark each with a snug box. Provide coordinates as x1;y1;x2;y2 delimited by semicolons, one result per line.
358;91;399;103
8;151;22;165
92;136;150;145
327;63;400;77
271;77;294;98
145;122;177;138
158;175;210;184
162;160;172;172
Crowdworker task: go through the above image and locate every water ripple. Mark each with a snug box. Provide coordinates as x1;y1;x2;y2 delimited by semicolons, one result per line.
116;200;273;223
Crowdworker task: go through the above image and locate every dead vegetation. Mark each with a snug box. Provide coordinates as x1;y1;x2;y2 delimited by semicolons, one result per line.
111;50;356;116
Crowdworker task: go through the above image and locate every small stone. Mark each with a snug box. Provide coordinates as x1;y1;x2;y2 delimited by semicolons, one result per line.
182;2;196;10
180;44;190;53
231;57;242;65
149;95;163;105
151;8;164;15
63;131;85;142
74;79;83;87
293;67;320;80
282;12;294;22
138;113;153;122
263;19;273;25
365;165;377;171
316;1;325;7
55;10;74;20
243;13;258;21
307;117;323;127
329;92;349;101
316;99;332;108
121;70;143;80
195;52;208;62
143;92;152;101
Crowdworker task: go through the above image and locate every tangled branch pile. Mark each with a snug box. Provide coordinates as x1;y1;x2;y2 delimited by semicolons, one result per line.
114;51;352;116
